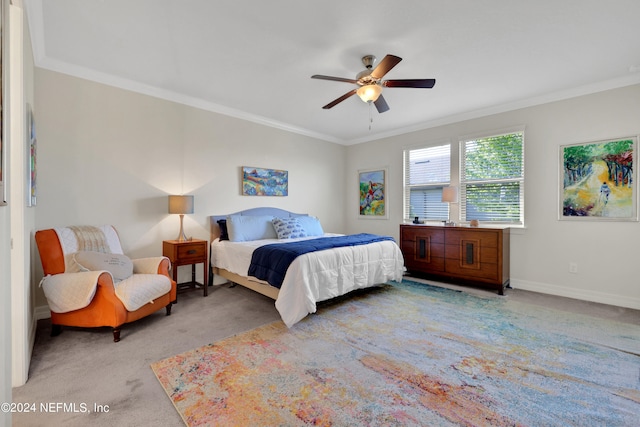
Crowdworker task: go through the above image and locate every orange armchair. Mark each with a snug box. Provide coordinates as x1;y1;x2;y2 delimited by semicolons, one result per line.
35;226;177;342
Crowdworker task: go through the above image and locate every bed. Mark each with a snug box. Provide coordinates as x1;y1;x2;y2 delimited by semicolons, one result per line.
210;207;405;327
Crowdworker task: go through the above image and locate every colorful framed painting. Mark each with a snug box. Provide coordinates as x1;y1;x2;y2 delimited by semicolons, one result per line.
560;136;638;221
26;105;36;206
242;166;288;196
359;167;388;219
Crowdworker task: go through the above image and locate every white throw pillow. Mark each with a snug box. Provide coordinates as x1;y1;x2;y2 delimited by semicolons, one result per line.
74;251;134;282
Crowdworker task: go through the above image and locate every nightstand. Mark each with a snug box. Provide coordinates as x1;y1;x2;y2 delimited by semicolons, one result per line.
162;239;209;298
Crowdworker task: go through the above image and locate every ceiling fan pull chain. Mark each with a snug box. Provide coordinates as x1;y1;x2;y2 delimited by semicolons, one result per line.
369;102;374;131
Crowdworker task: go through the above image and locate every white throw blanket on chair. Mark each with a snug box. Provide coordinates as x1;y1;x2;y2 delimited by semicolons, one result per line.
68;225;110;253
41;271;104;313
41;226;170;313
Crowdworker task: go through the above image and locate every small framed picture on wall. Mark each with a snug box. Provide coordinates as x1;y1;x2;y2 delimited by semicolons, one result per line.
358;167;388;219
242;166;288;196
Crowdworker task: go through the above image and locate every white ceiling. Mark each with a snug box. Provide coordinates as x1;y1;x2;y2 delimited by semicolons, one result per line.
25;0;640;145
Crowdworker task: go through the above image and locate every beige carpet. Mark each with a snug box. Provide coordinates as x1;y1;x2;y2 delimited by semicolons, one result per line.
11;284;281;427
12;278;639;427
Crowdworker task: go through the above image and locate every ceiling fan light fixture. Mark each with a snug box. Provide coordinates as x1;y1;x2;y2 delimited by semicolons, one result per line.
356;84;382;103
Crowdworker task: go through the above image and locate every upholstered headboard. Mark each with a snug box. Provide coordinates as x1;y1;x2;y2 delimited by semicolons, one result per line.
210;207;307;241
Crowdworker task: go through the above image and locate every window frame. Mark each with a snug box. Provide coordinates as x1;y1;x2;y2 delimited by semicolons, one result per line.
459;128;525;225
402;127;525;226
403;141;452;222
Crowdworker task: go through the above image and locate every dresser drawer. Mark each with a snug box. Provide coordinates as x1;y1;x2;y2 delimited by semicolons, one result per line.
401;225;445;243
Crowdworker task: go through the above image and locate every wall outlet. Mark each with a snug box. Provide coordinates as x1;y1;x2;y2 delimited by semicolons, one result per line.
569;262;578;274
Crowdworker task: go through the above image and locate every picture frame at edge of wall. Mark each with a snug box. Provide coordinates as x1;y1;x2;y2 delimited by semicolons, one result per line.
0;0;7;206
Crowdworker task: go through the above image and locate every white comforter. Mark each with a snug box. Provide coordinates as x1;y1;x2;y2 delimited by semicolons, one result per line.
211;234;405;327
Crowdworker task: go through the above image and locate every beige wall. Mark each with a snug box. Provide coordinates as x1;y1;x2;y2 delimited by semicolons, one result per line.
32;70;640;312
346;84;640;309
33;69;346;307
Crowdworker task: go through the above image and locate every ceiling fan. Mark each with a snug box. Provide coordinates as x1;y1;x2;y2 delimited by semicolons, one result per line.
311;54;436;113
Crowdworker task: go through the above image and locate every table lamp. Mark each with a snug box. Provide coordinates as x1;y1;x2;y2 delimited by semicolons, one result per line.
441;186;458;225
168;195;194;242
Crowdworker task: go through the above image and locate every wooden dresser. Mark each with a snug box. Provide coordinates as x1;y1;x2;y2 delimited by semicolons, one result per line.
400;224;510;294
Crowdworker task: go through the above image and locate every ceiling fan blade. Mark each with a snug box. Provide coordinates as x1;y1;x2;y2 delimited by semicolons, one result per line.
322;89;357;109
374;95;390;113
311;74;358;84
383;79;436;88
370;54;402;79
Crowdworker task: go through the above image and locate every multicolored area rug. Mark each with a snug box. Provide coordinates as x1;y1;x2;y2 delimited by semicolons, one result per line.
151;280;640;426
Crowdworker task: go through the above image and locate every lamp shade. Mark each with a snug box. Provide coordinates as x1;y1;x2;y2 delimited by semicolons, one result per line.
356;84;382;103
441;186;458;203
168;195;194;215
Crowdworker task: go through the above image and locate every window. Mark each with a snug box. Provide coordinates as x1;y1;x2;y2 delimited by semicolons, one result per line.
460;131;524;224
403;144;450;221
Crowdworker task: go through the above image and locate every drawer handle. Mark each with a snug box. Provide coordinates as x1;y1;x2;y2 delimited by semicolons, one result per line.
187;249;197;255
466;243;474;264
418;238;426;259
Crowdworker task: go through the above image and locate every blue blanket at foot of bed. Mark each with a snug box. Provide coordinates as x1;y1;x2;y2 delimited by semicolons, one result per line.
248;233;394;288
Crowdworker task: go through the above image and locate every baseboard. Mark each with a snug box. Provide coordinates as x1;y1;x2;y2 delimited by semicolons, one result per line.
34;305;51;321
511;278;640;310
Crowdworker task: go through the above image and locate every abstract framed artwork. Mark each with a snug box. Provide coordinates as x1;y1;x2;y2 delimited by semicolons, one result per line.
560;136;637;221
359;167;388;219
26;104;36;207
242;166;288;196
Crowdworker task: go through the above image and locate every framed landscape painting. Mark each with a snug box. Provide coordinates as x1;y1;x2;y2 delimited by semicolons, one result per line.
359;167;388;219
242;166;288;196
560;136;637;221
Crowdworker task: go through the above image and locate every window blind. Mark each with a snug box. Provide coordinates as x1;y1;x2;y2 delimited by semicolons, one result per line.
404;144;450;220
460;132;524;224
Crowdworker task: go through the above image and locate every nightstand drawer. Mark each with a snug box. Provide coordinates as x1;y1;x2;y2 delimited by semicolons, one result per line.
176;243;206;261
162;239;208;264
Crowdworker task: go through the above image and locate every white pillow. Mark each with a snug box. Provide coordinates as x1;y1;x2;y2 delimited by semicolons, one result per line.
272;217;307;239
226;215;277;242
295;216;324;236
74;251;134;282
